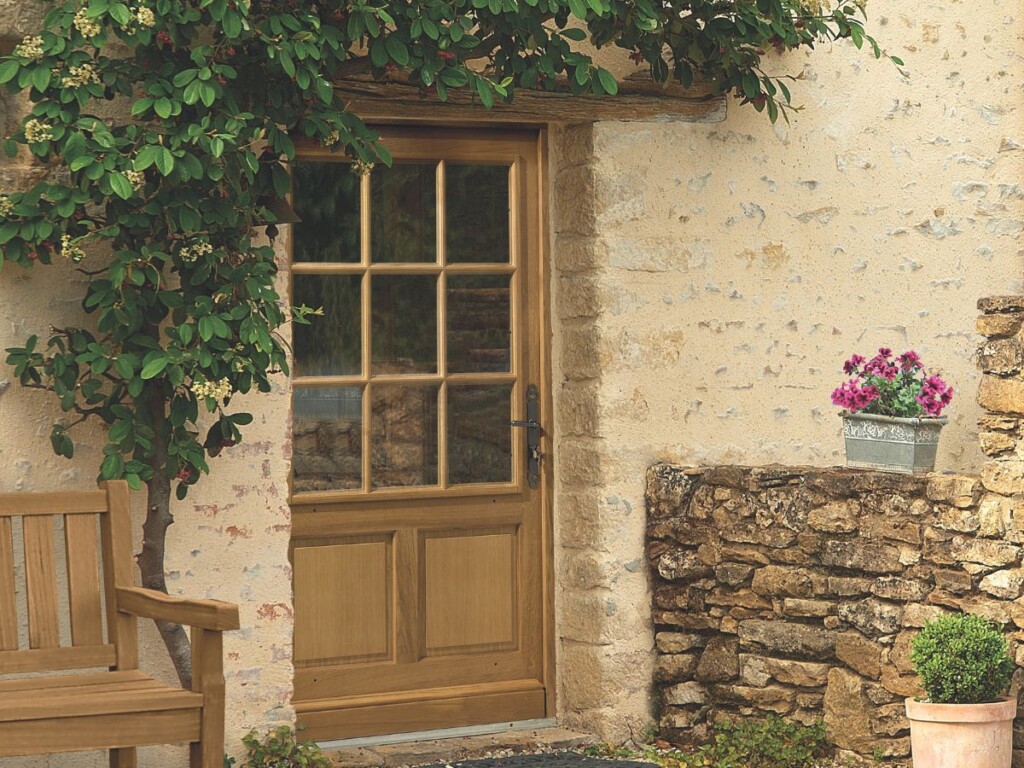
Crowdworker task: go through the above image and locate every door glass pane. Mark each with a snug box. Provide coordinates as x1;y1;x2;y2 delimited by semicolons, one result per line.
293;275;361;377
371;275;437;374
292;162;361;263
292;387;362;492
371;164;437;263
446;165;509;263
447;275;511;373
371;385;439;488
448;385;513;485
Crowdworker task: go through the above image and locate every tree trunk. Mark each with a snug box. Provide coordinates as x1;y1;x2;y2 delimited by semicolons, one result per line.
136;389;193;688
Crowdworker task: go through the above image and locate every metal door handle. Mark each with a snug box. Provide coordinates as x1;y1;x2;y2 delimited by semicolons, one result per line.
510;385;542;488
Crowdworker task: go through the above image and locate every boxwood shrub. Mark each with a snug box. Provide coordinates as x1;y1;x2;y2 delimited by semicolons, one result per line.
910;613;1014;704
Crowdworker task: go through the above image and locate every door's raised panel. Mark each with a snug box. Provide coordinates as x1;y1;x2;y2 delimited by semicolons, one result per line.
293;537;392;666
422;529;517;656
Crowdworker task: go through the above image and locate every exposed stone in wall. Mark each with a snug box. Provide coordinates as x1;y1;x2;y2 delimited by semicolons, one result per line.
646;463;1019;765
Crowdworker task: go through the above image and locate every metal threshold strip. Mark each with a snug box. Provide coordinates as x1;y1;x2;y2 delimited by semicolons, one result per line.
317;717;558;749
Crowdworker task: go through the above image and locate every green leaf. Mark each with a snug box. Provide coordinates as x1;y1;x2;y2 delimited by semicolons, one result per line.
0;60;20;85
155;147;175;175
154;97;173;119
140;356;169;379
384;36;410;66
596;68;618;95
109;173;134;200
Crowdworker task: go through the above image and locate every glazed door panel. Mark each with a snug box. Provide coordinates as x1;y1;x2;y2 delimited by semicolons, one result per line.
289;128;550;740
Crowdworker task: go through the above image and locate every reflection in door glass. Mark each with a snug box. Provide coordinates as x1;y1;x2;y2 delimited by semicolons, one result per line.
371;275;437;374
292;275;361;377
371;386;439;488
447;275;511;373
446;165;509;263
292;162;361;263
371;164;437;263
292;387;362;492
448;385;513;485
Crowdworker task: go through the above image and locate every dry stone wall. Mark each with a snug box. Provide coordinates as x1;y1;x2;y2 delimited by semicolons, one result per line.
646;296;1024;765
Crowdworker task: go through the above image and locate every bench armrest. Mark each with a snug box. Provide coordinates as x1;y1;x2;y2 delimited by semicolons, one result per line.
116;586;240;631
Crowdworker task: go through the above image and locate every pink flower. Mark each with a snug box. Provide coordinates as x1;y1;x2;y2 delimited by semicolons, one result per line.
878;347;892;358
843;354;866;374
898;350;922;371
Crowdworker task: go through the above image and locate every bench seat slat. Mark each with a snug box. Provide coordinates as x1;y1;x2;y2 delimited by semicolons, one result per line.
0;709;202;757
0;683;203;722
0;669;149;693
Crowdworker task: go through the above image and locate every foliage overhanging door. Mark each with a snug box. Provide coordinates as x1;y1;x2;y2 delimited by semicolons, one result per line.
288;128;549;740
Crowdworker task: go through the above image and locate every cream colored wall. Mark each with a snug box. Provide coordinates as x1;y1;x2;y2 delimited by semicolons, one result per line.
550;0;1023;741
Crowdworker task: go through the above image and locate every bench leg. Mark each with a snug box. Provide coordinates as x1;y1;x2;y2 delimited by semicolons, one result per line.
110;748;137;768
190;628;226;768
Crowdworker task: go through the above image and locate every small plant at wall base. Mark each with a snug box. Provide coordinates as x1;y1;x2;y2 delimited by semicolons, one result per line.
832;349;953;474
905;614;1016;768
223;726;330;768
0;1;892;687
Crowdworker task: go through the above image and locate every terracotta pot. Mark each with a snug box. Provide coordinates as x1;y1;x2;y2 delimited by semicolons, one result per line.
905;697;1015;768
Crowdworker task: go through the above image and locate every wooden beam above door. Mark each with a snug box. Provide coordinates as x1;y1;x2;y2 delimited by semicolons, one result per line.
334;72;727;124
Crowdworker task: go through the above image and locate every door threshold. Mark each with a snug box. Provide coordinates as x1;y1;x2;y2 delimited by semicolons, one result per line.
318;717;558;749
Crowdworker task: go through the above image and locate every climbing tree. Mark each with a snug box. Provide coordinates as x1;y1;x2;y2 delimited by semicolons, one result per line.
0;0;893;686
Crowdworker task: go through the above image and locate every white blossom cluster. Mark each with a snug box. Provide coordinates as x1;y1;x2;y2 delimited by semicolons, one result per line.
179;239;213;263
135;6;156;27
74;7;102;38
125;169;146;191
0;196;13;218
191;377;232;401
350;158;375;176
324;130;340;147
62;63;100;88
13;35;45;61
61;234;86;263
24;119;54;143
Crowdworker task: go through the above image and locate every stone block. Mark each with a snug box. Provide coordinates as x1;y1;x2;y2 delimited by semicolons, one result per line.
979;376;1024;417
836;632;882;679
714;562;754;586
740;654;830;687
871;701;910;736
933;568;974;594
655;632;706;653
880;663;921;698
807;501;859;533
977;313;1024;338
871;576;930;602
887;631;916;676
979;296;1024;313
978;339;1024;375
980;568;1024;599
827;576;875;597
725;684;796;714
821;539;902;573
980;431;1017;456
750;565;814;597
824;668;875;753
0;0;46;39
926;475;982;508
657;550;712;581
738;619;836;657
839;599;903;635
654;653;699;682
860;516;922;545
782;598;833;617
664;680;707;705
950;535;1021;567
695;637;739;682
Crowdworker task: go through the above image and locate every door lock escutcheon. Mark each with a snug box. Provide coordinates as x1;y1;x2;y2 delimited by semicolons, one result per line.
510;384;543;488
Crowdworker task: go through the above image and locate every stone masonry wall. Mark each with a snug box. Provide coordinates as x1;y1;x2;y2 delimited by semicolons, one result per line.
646;296;1024;765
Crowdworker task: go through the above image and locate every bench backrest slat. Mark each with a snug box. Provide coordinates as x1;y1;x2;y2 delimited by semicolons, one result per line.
0;518;17;650
0;482;137;675
64;514;104;646
24;516;60;649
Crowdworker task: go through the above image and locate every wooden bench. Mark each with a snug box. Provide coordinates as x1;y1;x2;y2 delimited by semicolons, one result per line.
0;480;240;766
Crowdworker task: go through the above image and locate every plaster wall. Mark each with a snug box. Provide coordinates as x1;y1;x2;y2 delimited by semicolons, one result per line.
550;0;1024;742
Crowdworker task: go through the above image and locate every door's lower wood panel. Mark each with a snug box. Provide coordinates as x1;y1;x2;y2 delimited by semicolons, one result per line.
295;680;545;741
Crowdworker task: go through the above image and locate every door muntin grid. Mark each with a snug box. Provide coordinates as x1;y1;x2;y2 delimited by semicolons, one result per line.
290;156;524;498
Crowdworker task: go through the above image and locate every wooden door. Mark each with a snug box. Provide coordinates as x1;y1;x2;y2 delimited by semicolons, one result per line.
288;128;551;740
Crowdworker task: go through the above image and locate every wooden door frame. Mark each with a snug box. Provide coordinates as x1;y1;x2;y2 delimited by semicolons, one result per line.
285;122;558;730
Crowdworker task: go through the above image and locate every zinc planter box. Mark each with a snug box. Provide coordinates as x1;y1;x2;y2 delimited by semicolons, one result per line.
842;412;947;475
